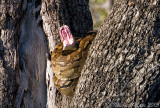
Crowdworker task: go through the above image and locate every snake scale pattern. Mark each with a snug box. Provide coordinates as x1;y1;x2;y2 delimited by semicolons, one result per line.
51;25;97;97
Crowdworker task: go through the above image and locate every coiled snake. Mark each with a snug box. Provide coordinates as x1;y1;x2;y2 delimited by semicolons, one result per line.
51;25;97;97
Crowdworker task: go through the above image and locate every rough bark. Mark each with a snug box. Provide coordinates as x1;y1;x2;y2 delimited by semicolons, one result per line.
72;0;160;107
0;0;159;108
40;0;93;107
0;0;93;108
0;0;22;107
0;0;48;107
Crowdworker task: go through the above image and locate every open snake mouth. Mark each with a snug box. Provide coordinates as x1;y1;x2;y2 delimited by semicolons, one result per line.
60;25;76;51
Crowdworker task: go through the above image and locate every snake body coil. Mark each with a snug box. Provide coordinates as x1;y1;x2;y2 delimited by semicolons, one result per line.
51;25;97;97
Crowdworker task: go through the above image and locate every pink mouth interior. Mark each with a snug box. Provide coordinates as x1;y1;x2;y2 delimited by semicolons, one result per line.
60;25;74;48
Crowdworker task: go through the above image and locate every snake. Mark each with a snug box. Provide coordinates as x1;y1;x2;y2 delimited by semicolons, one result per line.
51;25;97;97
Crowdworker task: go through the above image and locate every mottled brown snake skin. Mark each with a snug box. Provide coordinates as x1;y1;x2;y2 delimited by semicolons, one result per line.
51;25;97;97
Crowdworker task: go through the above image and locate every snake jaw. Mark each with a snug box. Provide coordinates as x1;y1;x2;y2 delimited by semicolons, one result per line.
60;25;76;51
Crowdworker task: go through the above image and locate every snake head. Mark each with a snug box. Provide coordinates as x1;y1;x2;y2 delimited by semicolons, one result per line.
60;25;78;51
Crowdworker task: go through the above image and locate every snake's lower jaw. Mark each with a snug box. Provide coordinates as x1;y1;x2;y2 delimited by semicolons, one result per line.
63;42;78;51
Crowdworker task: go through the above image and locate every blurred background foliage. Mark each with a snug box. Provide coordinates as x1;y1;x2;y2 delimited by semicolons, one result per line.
89;0;114;29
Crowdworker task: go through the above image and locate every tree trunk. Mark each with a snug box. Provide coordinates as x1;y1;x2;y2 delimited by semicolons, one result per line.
0;0;21;107
0;0;92;108
72;0;160;107
41;0;93;107
0;0;160;108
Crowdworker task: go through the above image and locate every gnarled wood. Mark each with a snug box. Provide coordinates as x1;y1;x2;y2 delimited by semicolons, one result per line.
0;0;48;107
1;0;93;107
72;0;160;107
0;0;22;107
